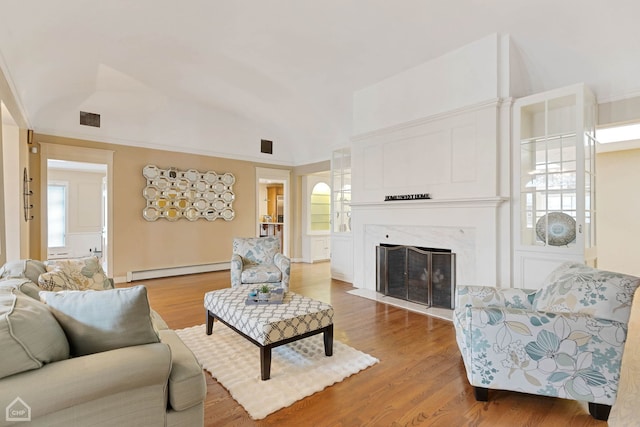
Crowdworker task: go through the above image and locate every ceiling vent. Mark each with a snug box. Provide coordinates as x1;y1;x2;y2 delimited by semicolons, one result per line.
80;111;101;128
261;139;273;154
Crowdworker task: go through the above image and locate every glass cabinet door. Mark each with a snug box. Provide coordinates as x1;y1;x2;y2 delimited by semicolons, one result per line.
513;84;597;288
331;148;351;233
517;93;592;248
583;101;597;251
520;133;578;247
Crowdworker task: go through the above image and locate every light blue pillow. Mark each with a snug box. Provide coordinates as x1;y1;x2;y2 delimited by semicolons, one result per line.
40;285;160;356
0;259;47;285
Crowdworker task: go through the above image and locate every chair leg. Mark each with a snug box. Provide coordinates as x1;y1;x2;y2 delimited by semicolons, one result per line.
474;387;489;401
588;402;611;421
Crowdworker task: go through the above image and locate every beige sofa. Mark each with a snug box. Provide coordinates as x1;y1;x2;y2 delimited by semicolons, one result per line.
0;259;206;427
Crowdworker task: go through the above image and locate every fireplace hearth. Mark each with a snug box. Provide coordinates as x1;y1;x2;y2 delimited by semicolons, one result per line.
376;244;456;309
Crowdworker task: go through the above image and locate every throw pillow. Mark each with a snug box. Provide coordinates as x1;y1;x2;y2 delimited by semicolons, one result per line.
0;278;42;300
0;288;70;379
39;285;160;356
233;237;279;265
0;259;47;284
533;263;640;323
39;256;112;291
538;261;580;288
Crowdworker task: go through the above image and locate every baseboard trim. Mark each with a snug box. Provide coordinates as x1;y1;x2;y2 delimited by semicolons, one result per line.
125;262;230;282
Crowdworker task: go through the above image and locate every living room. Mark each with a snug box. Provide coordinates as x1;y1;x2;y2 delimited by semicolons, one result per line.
1;2;640;426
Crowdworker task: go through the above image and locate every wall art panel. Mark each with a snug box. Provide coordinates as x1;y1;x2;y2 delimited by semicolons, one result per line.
142;165;235;221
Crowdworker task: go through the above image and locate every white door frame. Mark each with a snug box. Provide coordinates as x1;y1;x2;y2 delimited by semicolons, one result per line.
39;143;114;276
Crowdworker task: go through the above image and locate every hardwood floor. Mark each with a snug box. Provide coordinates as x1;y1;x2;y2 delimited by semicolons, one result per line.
140;262;606;427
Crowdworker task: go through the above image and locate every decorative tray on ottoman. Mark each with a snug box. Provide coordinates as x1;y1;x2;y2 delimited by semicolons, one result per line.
245;288;285;305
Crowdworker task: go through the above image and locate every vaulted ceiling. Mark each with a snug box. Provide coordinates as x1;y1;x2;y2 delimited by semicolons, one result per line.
1;1;639;165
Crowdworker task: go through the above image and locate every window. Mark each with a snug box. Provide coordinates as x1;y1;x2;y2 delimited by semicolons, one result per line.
48;183;67;247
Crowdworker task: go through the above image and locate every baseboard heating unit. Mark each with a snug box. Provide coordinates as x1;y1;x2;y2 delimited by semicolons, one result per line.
126;262;230;282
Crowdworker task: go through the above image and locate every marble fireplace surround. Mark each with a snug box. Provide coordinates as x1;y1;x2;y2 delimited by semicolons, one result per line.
351;198;507;294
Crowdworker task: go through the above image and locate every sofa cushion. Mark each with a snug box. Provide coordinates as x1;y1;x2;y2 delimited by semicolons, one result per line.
0;259;47;285
151;308;170;330
39;256;112;291
0;277;42;300
39;285;160;356
158;329;207;411
0;288;70;379
533;262;640;323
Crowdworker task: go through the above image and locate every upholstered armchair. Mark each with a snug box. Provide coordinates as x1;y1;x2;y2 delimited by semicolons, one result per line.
230;236;291;291
453;262;640;421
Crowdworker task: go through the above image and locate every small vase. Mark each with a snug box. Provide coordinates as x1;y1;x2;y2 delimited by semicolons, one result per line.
258;291;271;302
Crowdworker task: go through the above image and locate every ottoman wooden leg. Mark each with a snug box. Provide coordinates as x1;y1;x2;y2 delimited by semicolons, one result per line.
260;346;272;380
206;310;215;335
324;324;334;356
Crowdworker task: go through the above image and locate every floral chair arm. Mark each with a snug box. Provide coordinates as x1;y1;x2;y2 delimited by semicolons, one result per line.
230;254;243;287
455;305;627;406
456;285;538;310
273;253;291;291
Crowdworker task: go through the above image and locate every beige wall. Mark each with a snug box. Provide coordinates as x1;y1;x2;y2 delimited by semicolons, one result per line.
3;122;24;260
0;67;30;264
596;148;640;276
30;134;294;279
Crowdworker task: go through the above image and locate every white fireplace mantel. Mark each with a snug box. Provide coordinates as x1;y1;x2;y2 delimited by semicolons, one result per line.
351;195;510;292
351;196;508;210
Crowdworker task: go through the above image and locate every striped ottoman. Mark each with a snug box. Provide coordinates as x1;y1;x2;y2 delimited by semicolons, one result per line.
204;287;334;380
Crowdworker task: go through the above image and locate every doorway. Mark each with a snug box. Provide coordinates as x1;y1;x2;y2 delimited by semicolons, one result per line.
46;159;106;264
596;143;640;276
40;143;114;276
255;167;290;256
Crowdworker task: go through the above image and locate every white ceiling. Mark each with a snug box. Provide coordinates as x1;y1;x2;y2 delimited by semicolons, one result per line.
1;1;640;165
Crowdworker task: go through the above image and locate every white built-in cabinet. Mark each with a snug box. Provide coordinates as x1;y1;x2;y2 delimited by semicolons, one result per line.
301;174;331;263
512;84;597;289
311;236;330;261
330;148;353;281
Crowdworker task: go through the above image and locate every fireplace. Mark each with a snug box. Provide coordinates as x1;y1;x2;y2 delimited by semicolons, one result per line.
376;244;456;309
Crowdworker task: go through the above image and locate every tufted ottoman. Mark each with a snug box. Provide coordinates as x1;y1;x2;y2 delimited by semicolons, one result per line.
204;287;334;380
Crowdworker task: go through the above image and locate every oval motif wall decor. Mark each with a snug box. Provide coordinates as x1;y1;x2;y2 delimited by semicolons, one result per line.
535;212;576;246
142;165;235;221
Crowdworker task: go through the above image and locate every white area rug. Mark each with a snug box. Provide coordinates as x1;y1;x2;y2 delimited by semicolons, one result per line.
176;324;379;420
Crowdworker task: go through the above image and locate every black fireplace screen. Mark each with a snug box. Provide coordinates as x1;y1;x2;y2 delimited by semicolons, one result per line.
376;244;455;309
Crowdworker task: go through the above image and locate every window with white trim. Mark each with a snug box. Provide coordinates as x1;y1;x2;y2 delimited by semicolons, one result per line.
47;183;67;248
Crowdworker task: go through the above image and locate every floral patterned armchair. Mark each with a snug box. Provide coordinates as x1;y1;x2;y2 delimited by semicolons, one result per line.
230;236;290;291
453;262;640;421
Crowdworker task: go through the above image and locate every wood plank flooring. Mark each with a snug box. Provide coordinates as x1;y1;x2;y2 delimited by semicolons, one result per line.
139;262;606;427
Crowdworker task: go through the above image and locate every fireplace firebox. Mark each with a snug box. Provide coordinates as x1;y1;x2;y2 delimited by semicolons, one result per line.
376;244;456;309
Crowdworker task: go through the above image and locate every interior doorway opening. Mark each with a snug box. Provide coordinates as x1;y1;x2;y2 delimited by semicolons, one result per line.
40;143;114;276
46;159;107;272
255;167;290;256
